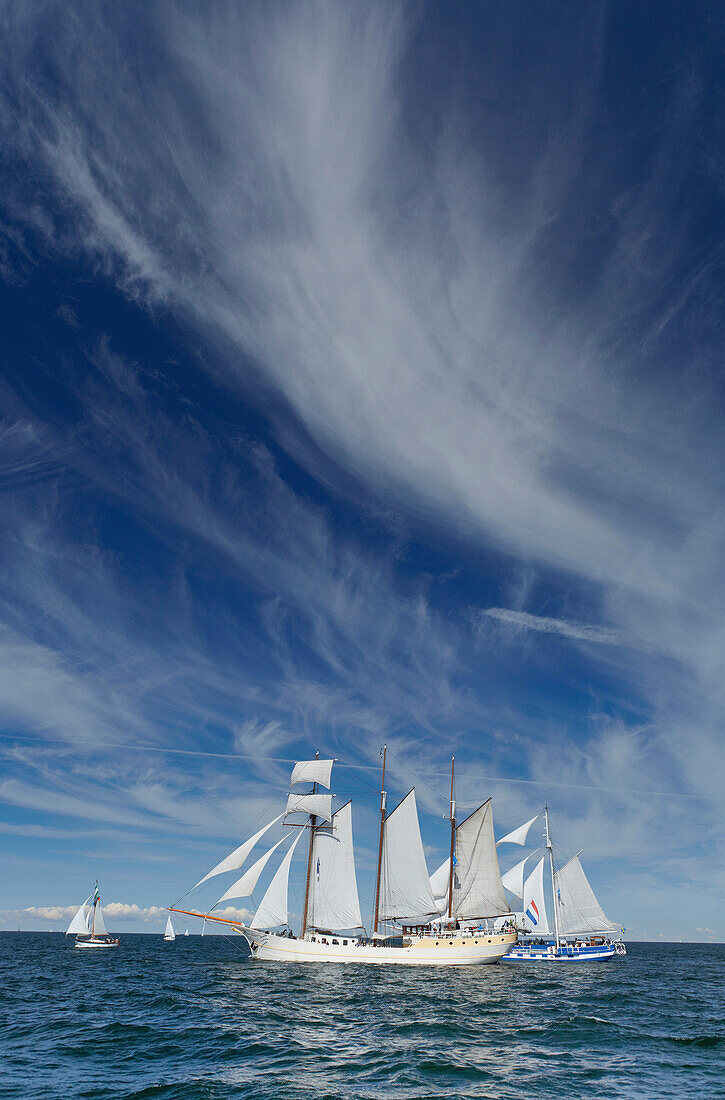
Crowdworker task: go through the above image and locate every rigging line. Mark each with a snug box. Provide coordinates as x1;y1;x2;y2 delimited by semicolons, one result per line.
170;794;281;909
384;749;449;813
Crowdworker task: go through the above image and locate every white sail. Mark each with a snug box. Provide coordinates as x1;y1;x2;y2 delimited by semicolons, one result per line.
307;801;362;932
379;789;439;924
521;856;549;933
429;858;451;899
214;834;291;904
290;759;334;789
501;854;529;899
164;915;175;940
555;855;620;935
285;792;333;822
452;800;510;919
66;903;89;936
92;901;108;936
497;814;540;847
251;831;304;930
193;813;284;889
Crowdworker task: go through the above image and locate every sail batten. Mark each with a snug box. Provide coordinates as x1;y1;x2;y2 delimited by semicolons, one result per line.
194;813;284;889
379;789;438;924
452;800;510;919
307;801;362;931
554;855;620;935
214;834;291;904
251;832;303;929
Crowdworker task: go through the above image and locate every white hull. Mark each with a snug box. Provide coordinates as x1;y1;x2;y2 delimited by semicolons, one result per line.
74;937;119;949
239;928;516;965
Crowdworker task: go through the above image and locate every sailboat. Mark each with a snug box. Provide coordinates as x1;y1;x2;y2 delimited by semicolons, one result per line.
169;751;516;965
184;929;189;937
66;882;119;948
498;805;626;962
163;915;176;942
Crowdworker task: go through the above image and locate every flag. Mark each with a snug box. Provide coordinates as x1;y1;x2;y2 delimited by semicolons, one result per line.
525;899;539;926
316;858;320;879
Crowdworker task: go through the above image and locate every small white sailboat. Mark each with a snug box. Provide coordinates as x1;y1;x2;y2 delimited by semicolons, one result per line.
184;929;189;936
169;751;516;965
499;805;625;962
163;915;176;941
67;882;119;948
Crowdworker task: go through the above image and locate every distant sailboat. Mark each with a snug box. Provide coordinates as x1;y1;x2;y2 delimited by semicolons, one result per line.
163;915;176;942
67;882;119;949
169;751;516;965
184;929;189;936
499;805;625;962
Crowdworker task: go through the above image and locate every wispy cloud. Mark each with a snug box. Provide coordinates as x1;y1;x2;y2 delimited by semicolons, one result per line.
0;1;722;935
481;608;628;648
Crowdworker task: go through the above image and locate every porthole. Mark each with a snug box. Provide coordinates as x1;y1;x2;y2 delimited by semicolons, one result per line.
474;940;478;944
448;941;453;945
436;940;440;946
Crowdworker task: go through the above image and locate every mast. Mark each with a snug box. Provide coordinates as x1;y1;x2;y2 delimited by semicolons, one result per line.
372;744;387;934
300;750;319;938
446;756;456;920
545;804;560;950
91;881;97;937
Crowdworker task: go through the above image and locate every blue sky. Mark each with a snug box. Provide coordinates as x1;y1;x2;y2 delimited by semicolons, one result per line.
0;1;723;940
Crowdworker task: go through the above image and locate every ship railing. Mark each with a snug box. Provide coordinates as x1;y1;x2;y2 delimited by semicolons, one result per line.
406;922;514;939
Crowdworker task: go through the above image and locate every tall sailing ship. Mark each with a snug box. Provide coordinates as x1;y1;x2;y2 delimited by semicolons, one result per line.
170;751;516;965
497;805;626;962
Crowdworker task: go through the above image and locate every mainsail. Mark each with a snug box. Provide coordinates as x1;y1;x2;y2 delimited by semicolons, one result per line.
193;813;284;888
92;900;108;936
307;801;362;931
451;800;510;919
251;831;304;930
554;855;620;935
379;789;439;924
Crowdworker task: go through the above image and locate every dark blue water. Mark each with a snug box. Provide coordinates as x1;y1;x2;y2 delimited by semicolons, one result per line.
1;935;723;1098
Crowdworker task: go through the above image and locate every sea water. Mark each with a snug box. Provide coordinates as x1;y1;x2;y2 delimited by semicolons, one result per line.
1;934;722;1098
